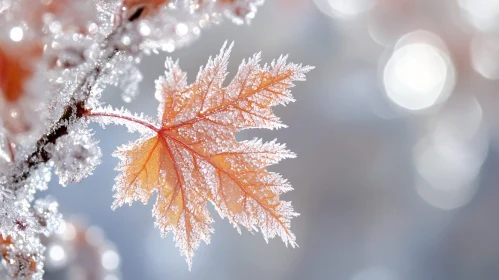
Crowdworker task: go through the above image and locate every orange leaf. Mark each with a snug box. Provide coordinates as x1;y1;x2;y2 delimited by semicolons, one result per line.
0;45;42;134
108;43;312;266
0;47;34;102
0;236;39;278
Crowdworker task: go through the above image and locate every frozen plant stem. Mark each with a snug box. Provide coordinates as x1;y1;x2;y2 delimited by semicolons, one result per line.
6;136;15;162
85;110;159;132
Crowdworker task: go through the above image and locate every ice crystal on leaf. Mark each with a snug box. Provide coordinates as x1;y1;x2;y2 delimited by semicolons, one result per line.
95;43;313;266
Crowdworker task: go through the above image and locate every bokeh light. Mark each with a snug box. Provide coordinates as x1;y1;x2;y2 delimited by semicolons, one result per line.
470;33;499;79
383;31;454;111
9;26;23;42
101;250;120;271
414;97;488;210
313;0;376;19
416;178;479;210
47;244;68;268
351;266;397;280
458;0;499;31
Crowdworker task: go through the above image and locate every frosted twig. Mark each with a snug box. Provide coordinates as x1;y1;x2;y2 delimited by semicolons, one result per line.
10;8;146;186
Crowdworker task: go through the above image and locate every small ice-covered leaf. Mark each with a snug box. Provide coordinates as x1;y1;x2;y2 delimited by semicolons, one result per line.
33;196;62;237
115;0;265;53
6;164;53;203
98;55;143;103
0;235;44;280
119;62;143;103
219;0;264;25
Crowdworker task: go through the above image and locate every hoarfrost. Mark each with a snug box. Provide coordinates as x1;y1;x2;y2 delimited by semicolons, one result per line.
46;125;102;187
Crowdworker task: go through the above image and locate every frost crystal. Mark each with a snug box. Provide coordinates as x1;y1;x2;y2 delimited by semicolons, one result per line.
0;174;61;279
90;105;158;136
32;197;63;237
46;125;102;187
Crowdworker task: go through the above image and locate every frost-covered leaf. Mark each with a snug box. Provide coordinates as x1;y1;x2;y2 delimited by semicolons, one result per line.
106;43;312;266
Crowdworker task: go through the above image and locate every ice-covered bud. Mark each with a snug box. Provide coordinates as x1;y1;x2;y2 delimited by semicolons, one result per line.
27;165;52;193
219;0;264;24
0;235;44;280
46;126;102;187
0;194;59;279
98;55;143;103
33;197;62;237
7;164;52;203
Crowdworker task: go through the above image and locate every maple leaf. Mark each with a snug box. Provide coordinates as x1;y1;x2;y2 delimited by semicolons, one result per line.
93;43;312;266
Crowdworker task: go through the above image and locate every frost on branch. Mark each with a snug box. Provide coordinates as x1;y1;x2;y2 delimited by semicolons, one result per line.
0;157;61;279
0;0;265;142
97;43;313;267
45;123;102;187
32;197;62;238
0;192;62;279
119;0;264;53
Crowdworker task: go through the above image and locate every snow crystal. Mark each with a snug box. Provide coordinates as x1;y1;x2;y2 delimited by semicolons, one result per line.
33;197;63;237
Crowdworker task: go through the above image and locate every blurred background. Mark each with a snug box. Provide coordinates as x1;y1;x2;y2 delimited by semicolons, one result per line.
42;0;499;279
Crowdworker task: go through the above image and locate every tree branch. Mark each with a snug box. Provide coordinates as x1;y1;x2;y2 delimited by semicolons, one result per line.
10;7;145;186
